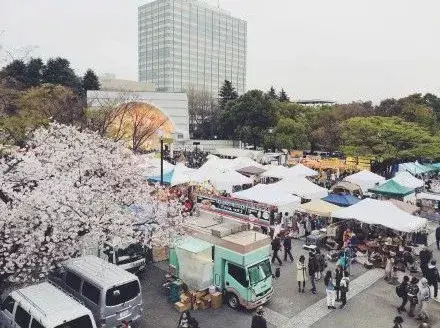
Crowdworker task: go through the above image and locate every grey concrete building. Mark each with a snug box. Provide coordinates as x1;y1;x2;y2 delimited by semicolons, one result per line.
138;0;247;95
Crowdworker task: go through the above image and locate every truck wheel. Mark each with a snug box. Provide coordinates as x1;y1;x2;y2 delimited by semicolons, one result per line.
227;293;239;309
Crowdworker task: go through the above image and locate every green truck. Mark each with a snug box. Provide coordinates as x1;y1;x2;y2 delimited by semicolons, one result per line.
169;213;273;309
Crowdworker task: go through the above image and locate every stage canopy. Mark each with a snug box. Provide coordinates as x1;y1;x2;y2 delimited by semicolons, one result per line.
369;179;414;197
322;193;361;207
332;198;427;232
391;171;424;189
343;170;386;193
297;199;341;217
270;177;329;200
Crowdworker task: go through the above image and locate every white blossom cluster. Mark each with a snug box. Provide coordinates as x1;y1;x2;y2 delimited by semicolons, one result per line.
0;123;184;283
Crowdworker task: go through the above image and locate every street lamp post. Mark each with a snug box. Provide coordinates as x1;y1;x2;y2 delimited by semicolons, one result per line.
157;129;164;186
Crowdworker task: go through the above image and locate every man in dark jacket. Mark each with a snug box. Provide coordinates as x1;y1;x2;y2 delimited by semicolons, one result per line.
397;275;410;313
436;223;440;250
420;247;432;277
283;233;293;262
271;234;282;265
251;306;267;328
427;260;439;299
407;277;420;317
308;252;317;294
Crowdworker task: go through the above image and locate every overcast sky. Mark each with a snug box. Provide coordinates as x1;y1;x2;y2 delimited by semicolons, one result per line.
1;0;440;103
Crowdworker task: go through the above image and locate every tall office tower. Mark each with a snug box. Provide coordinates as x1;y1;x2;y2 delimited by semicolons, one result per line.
138;0;247;95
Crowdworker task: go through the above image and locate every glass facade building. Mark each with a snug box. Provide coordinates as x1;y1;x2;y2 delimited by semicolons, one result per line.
138;0;247;95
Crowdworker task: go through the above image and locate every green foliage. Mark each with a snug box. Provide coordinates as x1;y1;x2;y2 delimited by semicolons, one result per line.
42;57;82;92
218;80;238;110
266;86;277;100
340;116;440;160
220;90;276;146
272;117;309;150
278;88;289;102
82;69;100;91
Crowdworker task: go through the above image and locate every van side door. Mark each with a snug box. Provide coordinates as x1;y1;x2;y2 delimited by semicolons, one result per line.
64;271;82;297
0;296;16;327
13;305;31;328
81;281;101;318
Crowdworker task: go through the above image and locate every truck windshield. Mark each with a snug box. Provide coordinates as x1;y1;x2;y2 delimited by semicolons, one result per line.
55;315;94;328
248;259;271;285
116;243;144;265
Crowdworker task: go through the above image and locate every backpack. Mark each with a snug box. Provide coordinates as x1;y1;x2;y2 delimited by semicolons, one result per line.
396;284;405;298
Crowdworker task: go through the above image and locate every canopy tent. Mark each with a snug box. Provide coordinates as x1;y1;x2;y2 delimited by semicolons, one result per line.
330;181;363;197
386;199;420;215
199;156;232;172
209;170;253;193
297;199;341;217
416;192;440;202
236;166;267;176
289;163;318;177
431;163;440;170
232;184;301;210
212;148;264;161
138;155;175;176
230;157;265;170
332;198;427;233
261;165;290;179
343;170;385;193
170;163;197;186
369;179;414;197
270;177;329;200
322;193;361;207
391;171;424;189
147;169;174;185
398;162;434;175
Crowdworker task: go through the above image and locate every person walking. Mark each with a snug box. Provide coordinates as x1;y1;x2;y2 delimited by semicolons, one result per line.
419;246;432;278
316;248;325;280
339;270;350;308
283;232;294;262
177;310;199;328
335;266;343;302
407;277;420;317
436;222;440;251
271;234;282;266
308;252;318;294
416;278;431;322
384;256;394;282
393;316;404;328
324;270;336;309
397;275;410;313
251;306;268;328
297;255;307;293
427;260;439;300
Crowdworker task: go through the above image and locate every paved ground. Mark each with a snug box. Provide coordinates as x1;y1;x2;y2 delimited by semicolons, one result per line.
138;224;440;328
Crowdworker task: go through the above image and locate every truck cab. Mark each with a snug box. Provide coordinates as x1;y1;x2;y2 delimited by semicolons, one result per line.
100;240;147;274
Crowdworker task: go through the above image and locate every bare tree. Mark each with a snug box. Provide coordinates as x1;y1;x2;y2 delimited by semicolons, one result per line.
187;88;218;138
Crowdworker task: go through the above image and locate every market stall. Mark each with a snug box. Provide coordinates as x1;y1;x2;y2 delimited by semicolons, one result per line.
322;193;361;207
297;199;341;217
386;199;420;215
343;170;385;193
369;179;415;201
330;181;363;197
391;171;424;189
208;170;253;194
288;163;318;177
260;165;290;180
270;176;329;200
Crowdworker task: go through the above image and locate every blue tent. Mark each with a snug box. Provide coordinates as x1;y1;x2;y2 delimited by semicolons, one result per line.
147;169;174;185
322;193;361;207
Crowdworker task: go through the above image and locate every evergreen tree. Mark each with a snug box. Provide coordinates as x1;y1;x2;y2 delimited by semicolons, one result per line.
0;60;28;89
82;69;100;91
26;57;44;87
267;86;277;100
42;57;82;92
219;80;238;110
278;88;290;102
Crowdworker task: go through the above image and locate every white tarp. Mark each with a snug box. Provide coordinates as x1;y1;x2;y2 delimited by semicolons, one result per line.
230;157;265;170
332;198;427;232
137;154;175;176
209;170;253;193
261;165;291;179
270;177;329;200
232;184;301;207
343;170;385;193
289;164;318;177
391;171;424;189
170;163;197;186
213;148;264;161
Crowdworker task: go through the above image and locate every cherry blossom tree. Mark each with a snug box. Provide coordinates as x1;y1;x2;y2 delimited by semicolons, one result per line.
0;123;184;283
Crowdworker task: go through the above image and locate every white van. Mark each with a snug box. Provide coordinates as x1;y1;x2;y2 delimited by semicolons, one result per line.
0;282;96;328
48;255;142;328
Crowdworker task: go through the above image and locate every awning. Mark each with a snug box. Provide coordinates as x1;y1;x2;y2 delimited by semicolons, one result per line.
332;198;427;232
391;171;424;189
343;170;385;193
322;193;361;207
369;179;414;197
236;166;267;176
297;199;341;217
147;169;174;185
232;184;301;207
386;199;420;214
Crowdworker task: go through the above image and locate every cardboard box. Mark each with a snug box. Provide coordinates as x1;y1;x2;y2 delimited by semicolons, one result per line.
196;290;207;299
180;294;190;304
174;301;191;312
152;247;168;262
211;292;222;309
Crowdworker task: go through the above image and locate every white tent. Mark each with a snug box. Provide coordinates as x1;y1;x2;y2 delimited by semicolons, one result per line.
170;163;197;186
391;171;424;189
289;163;318;177
230;157;265;170
332;198;427;233
343;170;385;193
137;155;175;176
261;165;291;179
270;177;329;200
232;184;301;210
416;192;440;202
209;170;253;193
